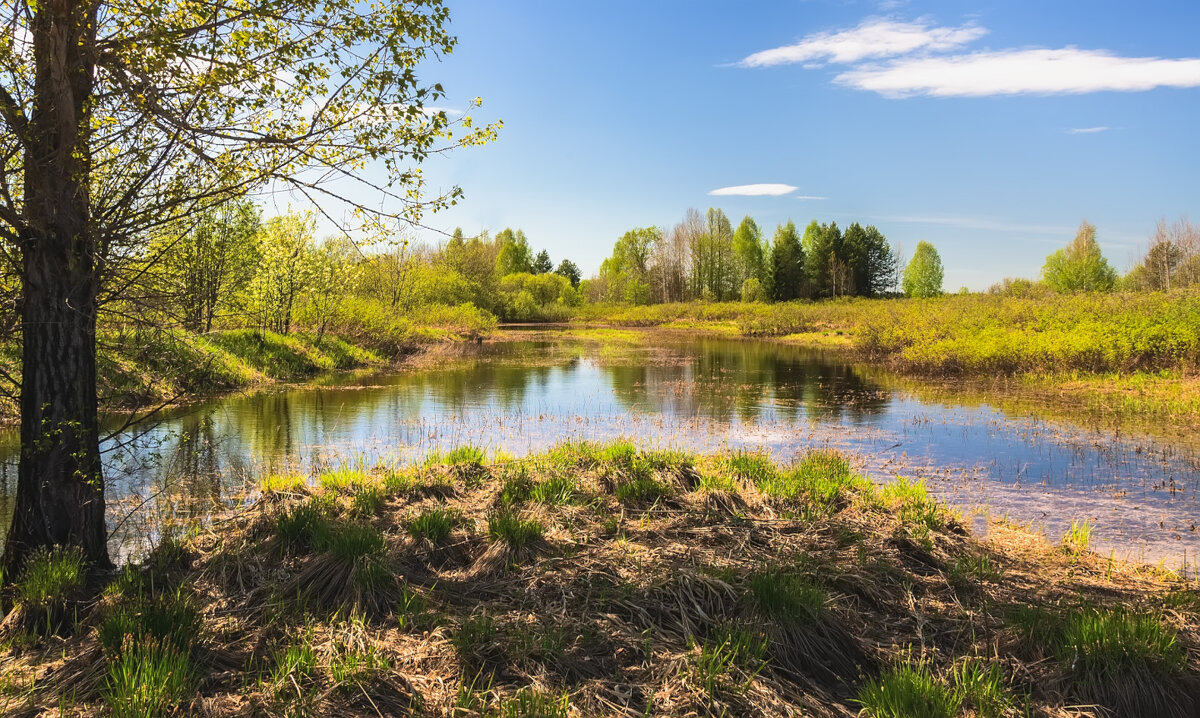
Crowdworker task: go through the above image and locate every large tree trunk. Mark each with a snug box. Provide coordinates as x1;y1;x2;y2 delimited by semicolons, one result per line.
2;0;110;575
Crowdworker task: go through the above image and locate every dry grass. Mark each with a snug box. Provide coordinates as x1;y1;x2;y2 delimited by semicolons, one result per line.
1;442;1197;716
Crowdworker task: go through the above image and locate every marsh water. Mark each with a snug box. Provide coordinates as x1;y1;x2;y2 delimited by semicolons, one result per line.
1;331;1197;567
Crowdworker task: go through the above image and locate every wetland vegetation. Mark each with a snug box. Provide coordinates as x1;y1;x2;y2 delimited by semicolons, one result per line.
2;443;1197;716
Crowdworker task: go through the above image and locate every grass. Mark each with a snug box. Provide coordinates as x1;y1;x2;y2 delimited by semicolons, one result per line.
1063;519;1094;552
879;476;945;534
756;449;868;513
491;688;570;718
318;466;371;491
4;441;1198;717
12;545;87;637
424;445;487;468
612;475;672;504
747;567;826;620
486;510;545;549
275;495;337;552
692;622;769;698
857;658;1014;718
1059;608;1185;676
103;637;195;718
261;473;308;494
407;507;460;543
856;661;961;718
98;585;202;718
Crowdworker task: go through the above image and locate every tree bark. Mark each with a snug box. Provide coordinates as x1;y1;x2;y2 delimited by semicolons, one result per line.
2;0;111;575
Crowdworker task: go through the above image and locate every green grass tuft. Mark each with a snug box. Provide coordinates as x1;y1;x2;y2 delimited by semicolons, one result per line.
260;473;308;495
407;507;460;543
487;510;545;549
747;567;825;621
318;466;371;491
1060;608;1185;677
757;450;867;512
351;485;386;516
692;622;769;697
1063;519;1094;553
102;636;195;718
856;661;959;718
425;445;487;468
613;475;672;504
275;495;337;552
879;476;945;533
492;687;570;718
16;545;86;608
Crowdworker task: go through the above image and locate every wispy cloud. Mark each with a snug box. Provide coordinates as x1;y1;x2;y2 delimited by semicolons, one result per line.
709;183;798;196
836;48;1200;97
738;18;986;68
795;195;828;201
878;214;1075;236
740;18;1200;98
1067;126;1111;134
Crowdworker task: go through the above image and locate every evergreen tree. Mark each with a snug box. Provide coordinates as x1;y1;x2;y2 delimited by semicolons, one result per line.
768;221;805;301
805;221;841;298
554;259;582;288
533;249;553;274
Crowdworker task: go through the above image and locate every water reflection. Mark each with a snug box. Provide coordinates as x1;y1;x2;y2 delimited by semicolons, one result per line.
0;334;1196;567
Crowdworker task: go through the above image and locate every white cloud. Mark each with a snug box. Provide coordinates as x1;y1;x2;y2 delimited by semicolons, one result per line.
709;183;798;196
835;48;1200;97
1067;126;1110;134
795;195;828;201
739;18;986;68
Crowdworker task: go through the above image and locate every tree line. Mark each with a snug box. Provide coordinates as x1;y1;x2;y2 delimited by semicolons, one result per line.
130;202;592;338
991;217;1200;295
584;208;949;303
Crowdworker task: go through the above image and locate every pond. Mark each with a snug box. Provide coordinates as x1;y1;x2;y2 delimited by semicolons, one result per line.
1;331;1197;568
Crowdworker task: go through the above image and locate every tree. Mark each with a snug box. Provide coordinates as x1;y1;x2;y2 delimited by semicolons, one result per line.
768;221;805;301
554;259;582;288
247;211;317;335
599;226;658;303
495;229;533;276
1124;217;1200;291
804;221;841;298
841;223;897;297
901;242;945;298
532;250;553;274
0;0;498;573
1041;221;1117;293
156;200;261;332
705;209;735;300
307;238;359;342
732;216;765;288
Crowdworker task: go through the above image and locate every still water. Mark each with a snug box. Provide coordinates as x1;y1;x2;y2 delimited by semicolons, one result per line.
1;332;1197;566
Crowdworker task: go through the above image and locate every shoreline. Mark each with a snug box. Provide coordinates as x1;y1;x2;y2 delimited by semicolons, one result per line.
2;442;1196;716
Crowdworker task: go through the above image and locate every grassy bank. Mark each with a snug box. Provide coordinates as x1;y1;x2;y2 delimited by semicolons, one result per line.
576;292;1200;421
2;442;1196;716
0;301;498;423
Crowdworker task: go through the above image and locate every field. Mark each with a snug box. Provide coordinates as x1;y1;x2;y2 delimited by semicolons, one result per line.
1;442;1196;716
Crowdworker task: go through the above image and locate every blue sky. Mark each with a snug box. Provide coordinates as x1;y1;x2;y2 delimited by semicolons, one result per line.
408;1;1200;290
